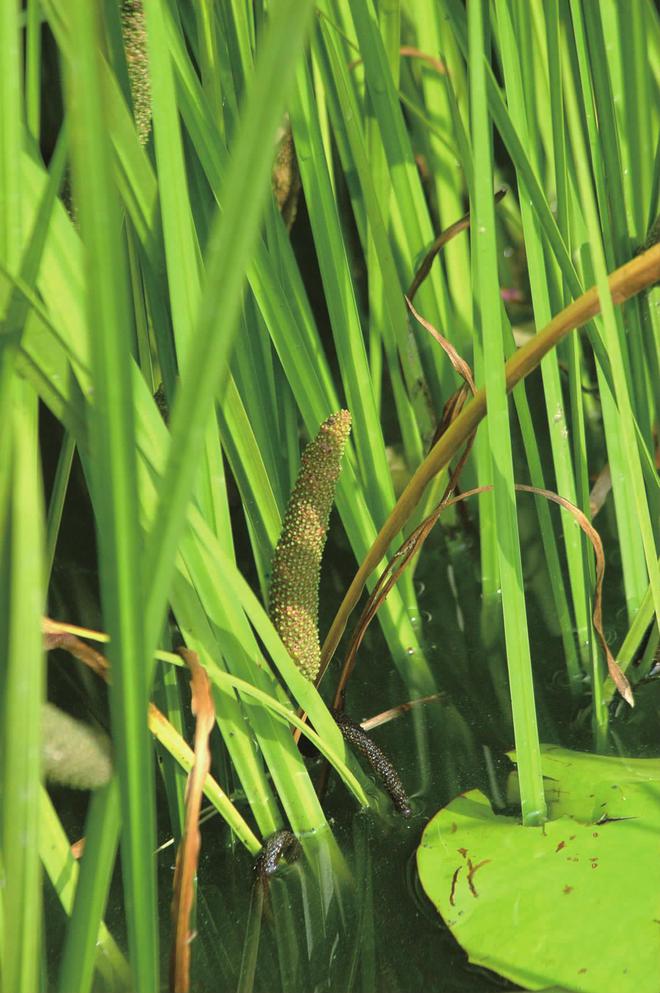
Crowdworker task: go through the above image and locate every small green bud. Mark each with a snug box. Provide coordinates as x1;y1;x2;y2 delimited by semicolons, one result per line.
42;703;113;790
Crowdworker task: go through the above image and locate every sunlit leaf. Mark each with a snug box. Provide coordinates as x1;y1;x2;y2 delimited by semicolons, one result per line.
417;746;660;993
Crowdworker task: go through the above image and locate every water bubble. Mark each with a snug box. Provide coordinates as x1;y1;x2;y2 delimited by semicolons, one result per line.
407;612;421;632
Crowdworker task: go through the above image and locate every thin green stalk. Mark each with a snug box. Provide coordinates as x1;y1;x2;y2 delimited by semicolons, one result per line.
603;569;660;704
314;19;429;461
468;0;545;825
336;0;459;407
0;0;23;480
14;143;328;836
45;431;75;581
290;57;395;531
64;0;157;986
154;671;187;842
25;0;42;141
143;0;201;363
366;0;399;416
40;787;130;990
561;14;660;623
143;0;232;545
543;0;593;533
195;0;224;126
141;0;317;662
580;2;654;450
409;3;473;348
321;242;660;670
56;781;122;993
543;0;599;716
496;0;586;685
161;8;432;693
2;382;44;993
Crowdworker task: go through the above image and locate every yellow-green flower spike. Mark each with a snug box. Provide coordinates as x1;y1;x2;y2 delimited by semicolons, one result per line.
269;411;352;681
121;1;152;147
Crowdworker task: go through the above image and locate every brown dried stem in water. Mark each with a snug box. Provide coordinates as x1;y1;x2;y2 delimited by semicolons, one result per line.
170;649;215;993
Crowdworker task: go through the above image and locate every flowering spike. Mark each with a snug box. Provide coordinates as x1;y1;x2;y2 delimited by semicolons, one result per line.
121;1;152;147
269;411;351;681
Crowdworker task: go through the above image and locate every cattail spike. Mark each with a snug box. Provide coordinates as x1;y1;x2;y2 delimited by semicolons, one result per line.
121;1;152;146
269;411;351;681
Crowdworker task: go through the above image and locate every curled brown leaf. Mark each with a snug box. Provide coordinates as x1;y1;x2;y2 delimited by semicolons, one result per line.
169;648;216;993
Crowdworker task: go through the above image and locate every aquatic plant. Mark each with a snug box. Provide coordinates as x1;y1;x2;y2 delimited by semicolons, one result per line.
268;410;352;681
2;0;659;990
41;703;113;790
120;1;151;146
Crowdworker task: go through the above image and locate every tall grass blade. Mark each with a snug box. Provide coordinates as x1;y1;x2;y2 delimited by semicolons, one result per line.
142;0;317;658
56;781;122;993
2;382;45;993
468;0;545;825
64;1;157;986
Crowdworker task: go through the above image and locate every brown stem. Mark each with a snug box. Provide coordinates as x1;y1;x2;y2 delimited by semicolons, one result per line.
407;190;506;303
320;244;660;671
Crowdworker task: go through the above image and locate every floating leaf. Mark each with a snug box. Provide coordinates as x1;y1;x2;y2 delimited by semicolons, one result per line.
417;746;660;993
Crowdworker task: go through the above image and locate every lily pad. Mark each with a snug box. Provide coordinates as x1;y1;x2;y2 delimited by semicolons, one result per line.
417;746;660;992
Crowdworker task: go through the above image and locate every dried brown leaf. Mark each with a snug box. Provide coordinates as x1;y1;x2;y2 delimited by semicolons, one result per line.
169;648;216;993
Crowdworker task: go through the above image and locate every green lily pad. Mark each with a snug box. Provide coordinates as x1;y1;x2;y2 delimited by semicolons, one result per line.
417;746;660;992
507;744;660;822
